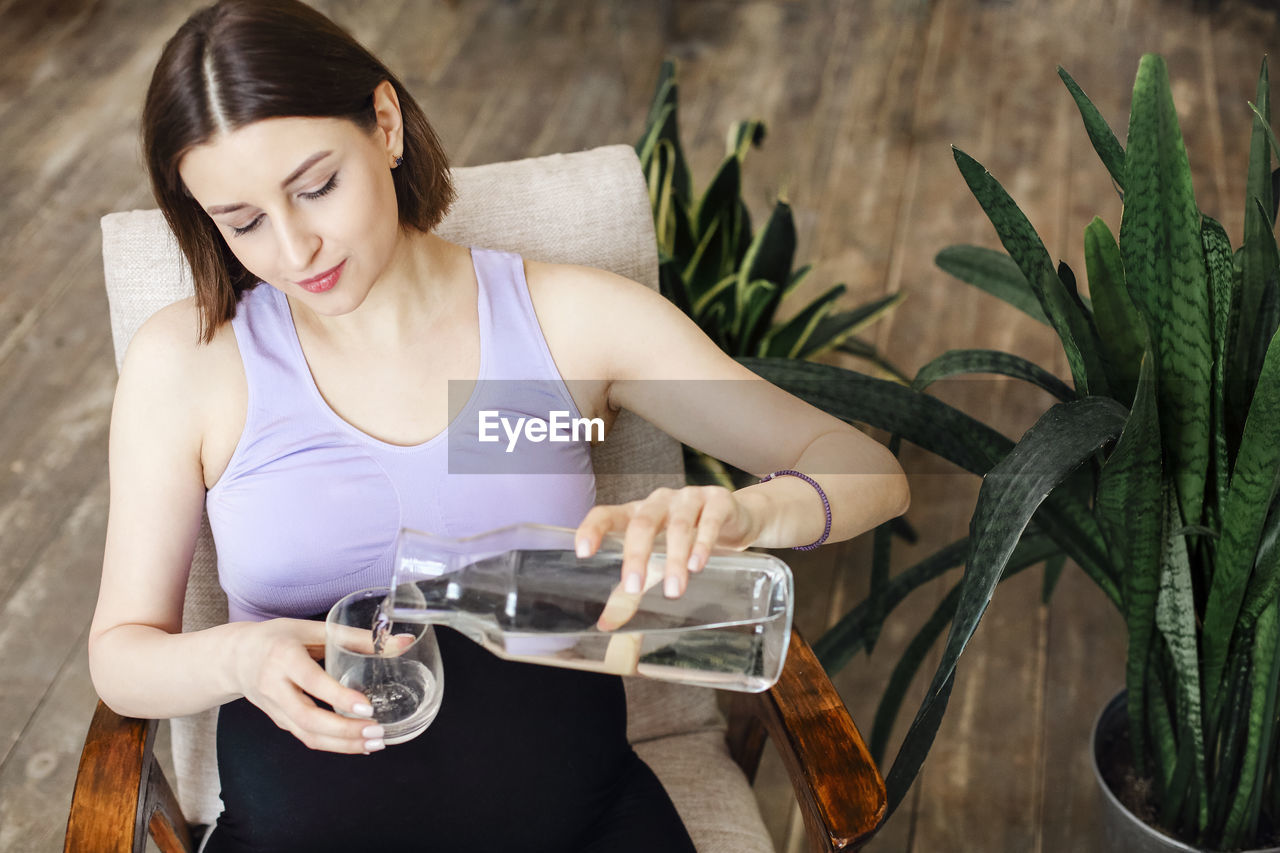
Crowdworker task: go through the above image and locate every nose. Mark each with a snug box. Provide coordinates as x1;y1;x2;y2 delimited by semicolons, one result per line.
274;210;321;276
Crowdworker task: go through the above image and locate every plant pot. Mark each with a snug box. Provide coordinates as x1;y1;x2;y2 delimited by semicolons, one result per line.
1092;690;1280;853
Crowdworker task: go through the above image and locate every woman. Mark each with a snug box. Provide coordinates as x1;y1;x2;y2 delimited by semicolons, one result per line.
88;1;910;851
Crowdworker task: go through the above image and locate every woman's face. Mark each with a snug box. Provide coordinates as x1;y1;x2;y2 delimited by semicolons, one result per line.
178;107;402;316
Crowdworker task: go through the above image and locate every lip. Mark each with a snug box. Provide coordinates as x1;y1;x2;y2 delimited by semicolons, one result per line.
297;260;345;293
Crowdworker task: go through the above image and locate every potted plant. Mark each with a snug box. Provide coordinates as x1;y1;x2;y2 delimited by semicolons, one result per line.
634;59;909;490
735;53;1280;850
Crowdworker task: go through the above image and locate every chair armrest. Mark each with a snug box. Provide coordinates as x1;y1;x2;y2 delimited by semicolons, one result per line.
65;700;195;853
726;626;886;852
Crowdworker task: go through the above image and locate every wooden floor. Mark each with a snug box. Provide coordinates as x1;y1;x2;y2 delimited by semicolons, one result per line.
1;0;1276;850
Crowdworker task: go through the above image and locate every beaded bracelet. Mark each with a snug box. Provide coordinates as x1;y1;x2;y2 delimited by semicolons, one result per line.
759;469;832;551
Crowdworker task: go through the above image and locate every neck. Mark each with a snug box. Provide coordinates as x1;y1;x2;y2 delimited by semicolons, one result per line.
288;230;464;353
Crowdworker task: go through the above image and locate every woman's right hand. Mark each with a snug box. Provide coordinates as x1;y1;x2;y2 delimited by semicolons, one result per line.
229;618;387;754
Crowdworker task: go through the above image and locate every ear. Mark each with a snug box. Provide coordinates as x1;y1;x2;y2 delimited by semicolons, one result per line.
371;79;404;163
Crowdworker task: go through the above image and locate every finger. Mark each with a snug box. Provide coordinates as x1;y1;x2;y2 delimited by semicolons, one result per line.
596;557;664;632
662;489;704;595
327;622;379;655
281;688;385;754
621;492;670;593
279;617;331;658
575;504;633;558
689;488;735;572
285;672;386;754
295;656;377;720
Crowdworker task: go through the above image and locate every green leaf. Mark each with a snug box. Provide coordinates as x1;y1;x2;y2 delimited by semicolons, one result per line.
910;348;1076;402
1208;642;1255;835
1240;198;1280;423
683;216;725;304
737;358;1011;474
738;278;780;354
815;530;1061;673
692;272;737;316
871;581;963;765
1096;352;1162;777
744;356;1117;596
935;245;1050;326
1059;66;1126;193
953;147;1110;396
1203;324;1280;716
881;398;1129;817
834;338;913;383
1154;484;1207;833
727;118;767;162
737;200;795;291
1041;553;1066;603
737;357;1119;599
1240;497;1280;641
865;433;904;654
1085;216;1149;406
657;257;692;316
758;284;846;359
794;292;905;360
637;63;693;210
1247;100;1280;163
1222;600;1280;847
1203;216;1239;528
693;155;742;242
1118;53;1212;530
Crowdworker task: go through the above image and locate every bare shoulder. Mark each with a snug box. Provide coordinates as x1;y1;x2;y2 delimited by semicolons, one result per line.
520;257;680;371
123;296;238;387
118;296;245;485
520;258;649;422
521;256;750;382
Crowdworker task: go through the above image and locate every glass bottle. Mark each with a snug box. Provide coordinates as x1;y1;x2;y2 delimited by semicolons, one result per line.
377;522;794;692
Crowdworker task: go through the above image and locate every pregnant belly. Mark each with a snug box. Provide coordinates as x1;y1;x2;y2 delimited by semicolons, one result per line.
211;625;633;853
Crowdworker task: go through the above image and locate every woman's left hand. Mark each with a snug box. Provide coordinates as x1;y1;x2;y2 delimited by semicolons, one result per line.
575;485;763;631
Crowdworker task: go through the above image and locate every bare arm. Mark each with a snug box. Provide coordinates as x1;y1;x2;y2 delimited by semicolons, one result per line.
88;301;241;718
87;303;378;753
557;265;909;600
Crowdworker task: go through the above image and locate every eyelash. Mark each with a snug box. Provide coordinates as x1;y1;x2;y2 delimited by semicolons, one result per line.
230;172;340;237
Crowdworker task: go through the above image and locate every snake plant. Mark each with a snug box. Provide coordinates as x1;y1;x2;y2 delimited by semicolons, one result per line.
743;54;1280;848
635;59;906;489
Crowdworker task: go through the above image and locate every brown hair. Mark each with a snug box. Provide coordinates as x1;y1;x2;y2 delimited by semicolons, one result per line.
142;0;457;344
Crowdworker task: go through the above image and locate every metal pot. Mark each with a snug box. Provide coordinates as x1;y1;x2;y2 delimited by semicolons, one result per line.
1092;691;1280;853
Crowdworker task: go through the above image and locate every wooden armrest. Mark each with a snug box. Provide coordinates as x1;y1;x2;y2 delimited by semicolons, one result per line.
726;626;886;852
65;700;195;853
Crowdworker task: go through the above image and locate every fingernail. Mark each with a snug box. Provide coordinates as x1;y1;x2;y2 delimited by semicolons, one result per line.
687;554;700;571
625;573;642;594
352;703;374;717
665;575;680;597
365;738;385;752
362;725;385;738
576;539;590;558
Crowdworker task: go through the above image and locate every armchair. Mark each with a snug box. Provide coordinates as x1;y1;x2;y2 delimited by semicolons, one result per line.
64;144;885;853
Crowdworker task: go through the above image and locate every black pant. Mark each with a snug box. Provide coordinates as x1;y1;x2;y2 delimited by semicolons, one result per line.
204;625;696;853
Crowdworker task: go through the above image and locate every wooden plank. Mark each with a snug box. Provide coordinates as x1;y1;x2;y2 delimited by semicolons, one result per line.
0;475;107;766
838;0;1047;848
2;0;1271;850
1040;561;1126;853
0;622;101;853
1203;0;1280;247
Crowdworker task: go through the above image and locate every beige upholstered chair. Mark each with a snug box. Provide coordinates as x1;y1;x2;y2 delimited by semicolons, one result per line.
65;144;885;853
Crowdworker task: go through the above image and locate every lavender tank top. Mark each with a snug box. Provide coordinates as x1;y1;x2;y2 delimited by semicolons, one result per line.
205;247;597;622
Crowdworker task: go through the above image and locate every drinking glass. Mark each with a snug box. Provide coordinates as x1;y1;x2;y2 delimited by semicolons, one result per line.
325;586;444;745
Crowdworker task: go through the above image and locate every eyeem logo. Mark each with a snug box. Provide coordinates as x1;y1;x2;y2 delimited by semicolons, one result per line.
478;410;605;452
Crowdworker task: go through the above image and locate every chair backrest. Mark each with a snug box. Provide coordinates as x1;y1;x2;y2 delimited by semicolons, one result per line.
100;144;723;825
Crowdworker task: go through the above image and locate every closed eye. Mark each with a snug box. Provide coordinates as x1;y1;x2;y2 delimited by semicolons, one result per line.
229;172;341;237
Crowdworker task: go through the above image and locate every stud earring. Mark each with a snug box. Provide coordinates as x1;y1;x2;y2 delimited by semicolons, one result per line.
392;155;404;169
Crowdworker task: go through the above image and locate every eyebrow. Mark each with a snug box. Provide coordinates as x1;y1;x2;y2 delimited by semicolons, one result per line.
205;150;333;215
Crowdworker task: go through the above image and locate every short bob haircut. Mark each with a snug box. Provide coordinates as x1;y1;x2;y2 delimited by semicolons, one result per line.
142;0;457;344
